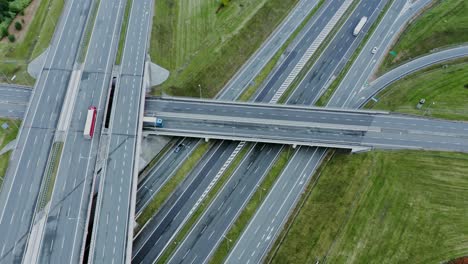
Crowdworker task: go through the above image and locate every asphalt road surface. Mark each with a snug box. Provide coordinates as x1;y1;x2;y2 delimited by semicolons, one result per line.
37;0;127;263
0;0;92;262
228;1;436;262
89;0;153;262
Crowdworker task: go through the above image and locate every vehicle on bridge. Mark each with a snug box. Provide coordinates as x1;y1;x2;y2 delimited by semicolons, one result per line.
143;116;164;128
353;16;367;36
84;106;97;139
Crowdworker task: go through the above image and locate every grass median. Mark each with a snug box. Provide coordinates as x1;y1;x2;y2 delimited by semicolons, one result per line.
379;0;468;74
156;143;252;264
209;145;293;263
0;118;21;184
115;0;132;65
150;0;301;98
136;141;211;233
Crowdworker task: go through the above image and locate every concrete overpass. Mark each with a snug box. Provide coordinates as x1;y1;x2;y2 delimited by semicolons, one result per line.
144;97;468;153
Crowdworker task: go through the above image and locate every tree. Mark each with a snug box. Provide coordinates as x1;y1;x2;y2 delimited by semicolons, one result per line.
8;34;15;42
14;21;22;31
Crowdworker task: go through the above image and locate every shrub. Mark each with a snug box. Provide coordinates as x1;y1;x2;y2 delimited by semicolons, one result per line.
8;34;15;42
14;21;22;31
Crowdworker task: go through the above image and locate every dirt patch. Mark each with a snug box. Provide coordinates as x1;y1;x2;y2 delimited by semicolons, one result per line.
1;0;42;43
446;256;468;264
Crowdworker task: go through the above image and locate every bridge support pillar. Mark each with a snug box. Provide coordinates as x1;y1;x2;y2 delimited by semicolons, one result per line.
205;138;209;142
292;144;297;149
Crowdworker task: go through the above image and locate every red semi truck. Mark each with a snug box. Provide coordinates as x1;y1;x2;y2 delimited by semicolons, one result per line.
84;106;97;139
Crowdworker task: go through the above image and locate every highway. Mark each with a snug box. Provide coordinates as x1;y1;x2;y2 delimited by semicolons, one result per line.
252;0;348;102
165;0;390;262
218;0;321;100
88;0;153;262
287;0;387;105
36;0;127;262
132;141;240;263
3;43;467;120
136;138;199;217
225;147;327;264
330;0;434;108
132;0;343;261
147;97;468;152
227;0;436;262
168;143;283;264
0;0;93;262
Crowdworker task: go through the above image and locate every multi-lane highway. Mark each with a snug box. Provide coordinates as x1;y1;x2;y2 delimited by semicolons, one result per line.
89;0;153;262
147;97;468;153
4;43;468;120
132;141;241;263
168;143;283;264
228;0;436;262
36;0;127;262
0;0;92;262
330;0;433;108
164;1;391;262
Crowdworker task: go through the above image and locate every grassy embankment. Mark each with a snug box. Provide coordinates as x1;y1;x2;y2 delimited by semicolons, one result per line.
267;61;468;263
379;0;468;74
367;60;468;121
149;0;300;98
0;119;21;186
0;0;64;85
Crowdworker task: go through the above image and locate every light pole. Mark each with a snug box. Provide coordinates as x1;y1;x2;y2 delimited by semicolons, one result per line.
198;84;202;99
222;234;232;252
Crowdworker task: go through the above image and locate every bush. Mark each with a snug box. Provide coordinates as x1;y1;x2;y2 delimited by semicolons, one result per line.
8;34;15;42
14;21;22;31
0;26;7;38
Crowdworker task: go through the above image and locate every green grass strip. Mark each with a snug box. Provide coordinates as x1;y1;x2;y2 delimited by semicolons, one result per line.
277;0;360;104
378;0;468;75
30;0;65;59
77;0;101;63
209;145;294;264
136;141;211;232
0;151;13;188
238;0;325;102
315;0;394;106
38;141;64;210
157;143;252;264
115;0;132;65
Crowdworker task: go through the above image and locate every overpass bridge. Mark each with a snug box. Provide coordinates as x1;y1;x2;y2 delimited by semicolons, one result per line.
144;97;468;153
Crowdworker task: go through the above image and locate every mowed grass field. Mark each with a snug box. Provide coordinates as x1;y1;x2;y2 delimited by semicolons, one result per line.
267;60;468;263
0;0;64;85
367;61;468;121
150;0;299;98
268;150;468;264
380;0;468;72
